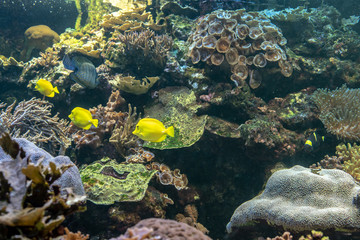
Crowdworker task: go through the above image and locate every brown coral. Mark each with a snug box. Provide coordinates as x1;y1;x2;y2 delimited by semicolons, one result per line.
0;98;70;155
69;91;126;150
20;25;60;61
187;9;292;89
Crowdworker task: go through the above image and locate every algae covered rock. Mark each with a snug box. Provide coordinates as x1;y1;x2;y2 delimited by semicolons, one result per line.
144;86;207;150
226;165;360;233
80;158;157;204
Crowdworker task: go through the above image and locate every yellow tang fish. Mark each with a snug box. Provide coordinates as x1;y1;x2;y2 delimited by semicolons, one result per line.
132;118;174;142
34;79;59;97
68;107;98;130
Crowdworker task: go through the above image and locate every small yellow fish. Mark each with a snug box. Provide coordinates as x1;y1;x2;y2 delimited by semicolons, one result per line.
68;107;98;130
132;118;174;142
34;79;59;97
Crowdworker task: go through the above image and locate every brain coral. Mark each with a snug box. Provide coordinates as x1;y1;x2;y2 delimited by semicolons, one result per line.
187;9;292;88
227;165;360;233
111;218;212;240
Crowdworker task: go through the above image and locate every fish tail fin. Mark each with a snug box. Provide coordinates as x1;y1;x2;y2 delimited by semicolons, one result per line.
91;119;99;128
166;126;174;137
53;86;59;94
47;92;55;97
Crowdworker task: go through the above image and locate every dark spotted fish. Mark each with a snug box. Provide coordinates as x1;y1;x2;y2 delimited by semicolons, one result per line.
63;54;99;89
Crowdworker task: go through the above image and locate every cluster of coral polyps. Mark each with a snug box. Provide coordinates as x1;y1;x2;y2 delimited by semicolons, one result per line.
187;9;293;88
147;162;189;190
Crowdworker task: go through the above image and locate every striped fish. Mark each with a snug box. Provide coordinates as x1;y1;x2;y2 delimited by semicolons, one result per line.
63;54;99;89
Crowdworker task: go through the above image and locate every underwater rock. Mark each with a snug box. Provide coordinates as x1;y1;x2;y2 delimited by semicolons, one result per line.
227;165;360;233
144;86;207;150
80;158;157;204
0;137;85;196
161;1;198;19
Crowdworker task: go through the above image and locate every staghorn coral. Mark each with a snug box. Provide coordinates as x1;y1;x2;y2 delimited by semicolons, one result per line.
227;165;360;233
0;133;85;239
103;29;172;77
36;48;60;68
69;90;126;150
312;85;360;141
109;104;140;157
112;218;212;240
187;9;292;89
0;98;71;155
336;143;360;181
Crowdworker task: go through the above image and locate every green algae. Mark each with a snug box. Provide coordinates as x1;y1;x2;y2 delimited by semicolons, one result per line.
144;87;207;150
80;158;156;205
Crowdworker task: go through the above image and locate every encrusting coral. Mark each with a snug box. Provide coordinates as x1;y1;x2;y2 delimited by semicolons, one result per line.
187;9;292;88
20;25;60;61
0;133;85;239
312;85;360;141
0;98;71;155
111;218;212;240
227;165;360;233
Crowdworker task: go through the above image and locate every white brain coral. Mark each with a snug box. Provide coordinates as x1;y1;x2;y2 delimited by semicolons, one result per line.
227;165;360;232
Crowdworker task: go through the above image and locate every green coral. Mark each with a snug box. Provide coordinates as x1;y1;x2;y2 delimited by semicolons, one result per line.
144;87;207;150
80;158;157;205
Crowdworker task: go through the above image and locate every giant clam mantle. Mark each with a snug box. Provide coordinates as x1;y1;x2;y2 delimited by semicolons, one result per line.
187;9;293;89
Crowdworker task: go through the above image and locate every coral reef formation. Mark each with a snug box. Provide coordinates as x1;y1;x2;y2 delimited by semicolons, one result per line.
20;25;60;61
109;104;140;157
69;90;126;150
0;134;85;239
227;165;360;233
111;218;212;240
0;98;71;155
187;9;292;88
104;29;172;77
80;158;157;204
109;75;159;95
176;204;209;234
312;85;360;141
144;87;207;150
149;162;189;190
336;143;360;181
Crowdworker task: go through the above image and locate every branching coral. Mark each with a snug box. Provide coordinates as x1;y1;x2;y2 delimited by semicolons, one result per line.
69;90;126;150
103;29;172;77
336;143;360;181
0;98;70;155
187;9;292;88
312;85;360;141
109;104;140;157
